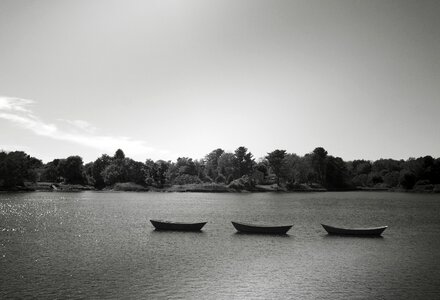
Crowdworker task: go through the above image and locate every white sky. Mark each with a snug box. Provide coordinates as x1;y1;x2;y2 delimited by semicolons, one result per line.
1;0;439;163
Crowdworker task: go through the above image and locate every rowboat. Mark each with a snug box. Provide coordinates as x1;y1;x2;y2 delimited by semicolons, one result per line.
150;220;207;231
231;221;292;234
321;224;387;236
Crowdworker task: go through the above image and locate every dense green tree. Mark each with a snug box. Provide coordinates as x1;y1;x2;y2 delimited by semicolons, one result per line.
383;171;400;187
292;155;314;184
41;159;61;182
125;159;147;184
433;158;440;184
91;154;112;189
58;156;85;184
254;161;269;178
325;156;349;189
251;160;269;185
167;157;198;184
2;146;440;192
0;151;42;188
400;170;416;189
217;152;236;179
114;149;125;160
370;174;384;185
0;152;27;187
144;159;155;185
175;157;197;176
352;173;369;187
420;156;435;183
351;160;372;176
233;146;254;178
83;162;95;185
372;159;402;174
204;148;224;180
310;147;328;184
349;160;373;187
194;159;209;182
266;150;287;185
152;160;169;187
215;173;226;183
100;156;141;186
101;164;122;186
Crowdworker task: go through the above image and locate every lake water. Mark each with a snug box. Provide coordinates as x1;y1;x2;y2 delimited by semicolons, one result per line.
1;191;440;299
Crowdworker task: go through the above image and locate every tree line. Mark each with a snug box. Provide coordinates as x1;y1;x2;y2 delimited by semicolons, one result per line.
1;146;440;191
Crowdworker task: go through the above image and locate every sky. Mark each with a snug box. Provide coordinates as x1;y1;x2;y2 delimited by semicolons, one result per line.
1;0;439;163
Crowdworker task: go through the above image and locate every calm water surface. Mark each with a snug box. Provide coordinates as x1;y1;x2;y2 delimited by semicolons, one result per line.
1;192;440;299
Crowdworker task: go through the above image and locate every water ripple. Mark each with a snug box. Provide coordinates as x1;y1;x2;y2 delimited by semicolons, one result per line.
1;192;440;299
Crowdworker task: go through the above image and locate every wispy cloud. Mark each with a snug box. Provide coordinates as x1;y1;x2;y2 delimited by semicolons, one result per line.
57;119;98;134
0;96;164;158
0;97;34;113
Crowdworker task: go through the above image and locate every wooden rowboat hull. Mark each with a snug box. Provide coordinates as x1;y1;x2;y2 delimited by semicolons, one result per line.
150;220;207;231
232;221;292;234
321;224;387;236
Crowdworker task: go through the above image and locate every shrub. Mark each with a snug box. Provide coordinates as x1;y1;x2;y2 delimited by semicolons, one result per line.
215;174;226;183
383;171;400;187
370;174;384;185
173;174;202;185
228;175;254;191
415;179;431;186
352;174;368;187
145;176;154;186
202;176;213;183
286;181;298;190
399;171;416;189
113;182;148;191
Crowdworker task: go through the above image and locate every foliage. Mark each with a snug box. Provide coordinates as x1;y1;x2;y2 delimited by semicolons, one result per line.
114;149;125;160
3;146;440;192
151;160;169;188
254;161;268;178
125;159;147;184
113;182;148;191
215;174;226;183
228;175;254;191
325;156;350;189
173;174;202;185
0;151;42;188
57;156;86;184
266;149;287;185
352;174;368;187
101;162;123;186
351;160;372;175
233;146;254;178
399;171;416;189
91;154;112;188
383;171;400;187
41;159;61;182
370;174;384;185
204;148;224;179
310;147;328;184
217;152;236;178
175;157;197;176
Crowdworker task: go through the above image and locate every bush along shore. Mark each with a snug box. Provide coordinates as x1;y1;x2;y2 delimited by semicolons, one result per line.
1;147;440;193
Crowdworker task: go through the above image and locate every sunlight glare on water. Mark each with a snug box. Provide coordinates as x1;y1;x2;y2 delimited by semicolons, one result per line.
1;192;440;299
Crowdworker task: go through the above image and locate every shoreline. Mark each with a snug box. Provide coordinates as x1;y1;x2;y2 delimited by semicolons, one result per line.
1;182;439;193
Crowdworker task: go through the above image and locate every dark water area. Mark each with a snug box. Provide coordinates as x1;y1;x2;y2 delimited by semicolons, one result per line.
1;192;440;299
